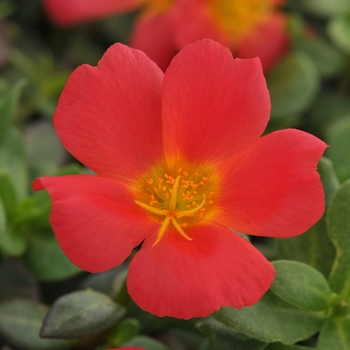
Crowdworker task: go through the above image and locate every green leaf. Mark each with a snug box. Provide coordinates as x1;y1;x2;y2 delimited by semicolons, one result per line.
327;179;350;298
270;261;334;311
265;343;313;350
0;199;27;256
25;121;66;179
0;79;26;143
0;299;71;350
298;0;350;17
41;290;126;339
109;318;141;345
197;318;267;350
275;217;336;278
213;290;326;344
0;260;40;302
328;15;350;54
0;171;18;214
318;157;340;208
121;335;171;350
23;231;81;281
326;117;350;182
317;316;350;350
0;126;28;200
267;52;319;119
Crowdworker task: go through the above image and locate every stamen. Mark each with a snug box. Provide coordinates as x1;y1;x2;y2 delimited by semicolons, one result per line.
152;216;171;247
171;218;192;241
135;200;167;216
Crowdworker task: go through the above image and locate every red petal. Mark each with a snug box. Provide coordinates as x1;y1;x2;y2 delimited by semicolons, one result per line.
32;175;157;272
53;43;164;183
216;129;326;238
127;223;275;319
130;13;178;71
162;39;270;164
42;0;138;26
236;14;290;73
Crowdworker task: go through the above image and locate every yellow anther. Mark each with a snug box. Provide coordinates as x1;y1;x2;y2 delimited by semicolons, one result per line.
209;200;214;204
200;181;205;186
147;179;154;185
178;167;182;173
183;171;188;176
150;200;158;206
194;172;199;177
192;201;197;206
165;193;170;200
202;177;208;181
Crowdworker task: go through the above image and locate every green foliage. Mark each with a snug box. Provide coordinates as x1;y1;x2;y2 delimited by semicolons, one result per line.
213;290;326;345
120;335;171;350
41;289;126;339
267;52;319;121
270;261;335;311
328;15;350;54
317;316;350;350
326;117;350;182
327;179;350;298
0;299;72;350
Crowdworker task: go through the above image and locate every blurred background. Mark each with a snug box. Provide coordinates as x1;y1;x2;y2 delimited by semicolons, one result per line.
1;0;350;349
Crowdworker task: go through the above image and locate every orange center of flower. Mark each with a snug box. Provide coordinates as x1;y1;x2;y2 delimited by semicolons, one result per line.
142;0;174;13
133;162;219;247
208;0;272;40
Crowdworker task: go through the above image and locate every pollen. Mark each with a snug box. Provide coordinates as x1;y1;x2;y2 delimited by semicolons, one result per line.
133;161;219;247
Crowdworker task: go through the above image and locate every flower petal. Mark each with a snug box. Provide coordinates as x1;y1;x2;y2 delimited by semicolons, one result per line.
130;13;178;71
236;13;290;73
32;175;157;272
54;43;165;183
162;39;270;164
42;0;138;26
127;223;275;319
216;129;327;238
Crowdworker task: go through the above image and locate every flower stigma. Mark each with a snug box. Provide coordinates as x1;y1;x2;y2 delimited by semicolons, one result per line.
134;163;219;247
208;0;272;41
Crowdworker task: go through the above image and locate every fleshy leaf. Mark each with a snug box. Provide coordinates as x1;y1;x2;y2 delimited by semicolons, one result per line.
0;260;40;302
318;157;340;208
0;126;28;200
0;79;26;143
0;171;18;214
270;261;334;311
327;179;350;298
109;318;141;346
0;199;27;256
267;52;319;119
326;117;350;182
25;121;66;179
265;343;314;350
317;316;350;350
328;15;350;54
197;318;267;350
275;217;335;278
41;289;126;339
213;290;326;344
120;335;171;350
0;299;71;350
298;0;350;17
23;231;81;281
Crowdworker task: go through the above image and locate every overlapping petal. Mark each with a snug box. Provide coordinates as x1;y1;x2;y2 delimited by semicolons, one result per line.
130;13;178;71
236;13;290;72
43;0;138;26
32;175;157;272
215;129;327;238
53;43;165;183
162;39;270;164
127;223;275;319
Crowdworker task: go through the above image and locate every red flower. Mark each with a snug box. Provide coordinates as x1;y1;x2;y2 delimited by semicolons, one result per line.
42;0;289;72
32;40;326;319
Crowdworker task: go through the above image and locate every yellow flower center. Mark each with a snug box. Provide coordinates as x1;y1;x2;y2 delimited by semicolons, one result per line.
208;0;272;41
133;162;219;247
142;0;174;13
